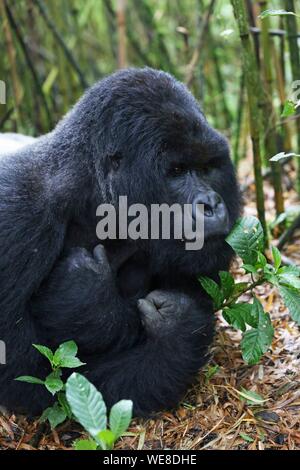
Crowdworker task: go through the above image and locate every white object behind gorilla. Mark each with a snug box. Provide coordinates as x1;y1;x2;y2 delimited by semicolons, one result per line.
0;133;35;155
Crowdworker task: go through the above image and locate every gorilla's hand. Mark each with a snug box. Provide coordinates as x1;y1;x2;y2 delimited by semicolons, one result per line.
137;290;197;338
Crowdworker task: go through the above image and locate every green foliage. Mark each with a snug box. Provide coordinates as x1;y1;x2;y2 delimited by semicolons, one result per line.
15;340;85;429
66;373;133;451
199;216;300;365
258;9;300;19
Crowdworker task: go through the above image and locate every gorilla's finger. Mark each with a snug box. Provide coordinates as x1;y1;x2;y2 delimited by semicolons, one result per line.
93;244;109;264
137;298;158;317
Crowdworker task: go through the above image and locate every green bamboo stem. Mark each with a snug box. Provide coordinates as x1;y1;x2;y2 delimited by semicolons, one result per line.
231;0;268;243
259;1;285;218
284;0;300;193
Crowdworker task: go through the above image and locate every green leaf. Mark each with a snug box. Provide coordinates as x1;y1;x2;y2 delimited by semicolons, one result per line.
256;252;267;268
271;246;282;271
259;9;300;19
278;265;300;276
219;271;235;300
242;264;257;274
53;340;78;366
281;100;296;118
199;276;223;309
97;430;115;450
278;273;300;290
205;365;219;383
15;375;45;385
33;344;54;364
279;286;300;324
223;303;254;331
238;387;267;405
270;152;300;162
241;299;274;365
74;439;98;451
226;216;264;265
58;392;72;419
59;357;86;369
109;400;133;439
45;372;64;395
240;433;254;443
66;373;107;438
40;403;67;429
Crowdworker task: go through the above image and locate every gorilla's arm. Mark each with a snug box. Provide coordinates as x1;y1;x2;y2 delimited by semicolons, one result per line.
85;290;214;416
30;246;143;353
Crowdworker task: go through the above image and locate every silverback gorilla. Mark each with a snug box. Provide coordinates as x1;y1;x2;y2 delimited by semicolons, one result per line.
0;68;240;416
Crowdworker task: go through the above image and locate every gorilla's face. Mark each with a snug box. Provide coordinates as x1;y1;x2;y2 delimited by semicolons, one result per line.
92;69;240;277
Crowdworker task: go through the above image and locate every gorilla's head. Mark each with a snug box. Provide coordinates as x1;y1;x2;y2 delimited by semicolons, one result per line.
59;68;241;277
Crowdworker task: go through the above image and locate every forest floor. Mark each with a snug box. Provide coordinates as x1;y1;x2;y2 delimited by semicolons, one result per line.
1;164;300;451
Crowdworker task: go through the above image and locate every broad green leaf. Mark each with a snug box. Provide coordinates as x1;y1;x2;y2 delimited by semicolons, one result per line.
59;356;86;369
279;286;300;324
40;403;67;429
53;340;78;366
15;375;44;385
232;282;249;296
97;430;115;450
33;344;53;364
199;276;223;309
45;372;64;395
278;265;300;276
223;303;254;331
271;246;282;271
259;9;299;19
226;216;264;265
242;264;257;274
238;387;267;405
219;271;235;300
278;273;300;290
109;400;133;439
74;439;98;451
270;152;300;162
281;100;296;118
66;373;107;438
241;298;274;365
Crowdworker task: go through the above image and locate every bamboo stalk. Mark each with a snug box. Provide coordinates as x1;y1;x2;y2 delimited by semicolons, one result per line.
259;1;285;218
116;0;127;69
185;0;216;88
284;0;300;193
231;0;268;243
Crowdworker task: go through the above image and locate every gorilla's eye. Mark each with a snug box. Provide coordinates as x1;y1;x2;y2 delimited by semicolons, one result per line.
169;164;187;177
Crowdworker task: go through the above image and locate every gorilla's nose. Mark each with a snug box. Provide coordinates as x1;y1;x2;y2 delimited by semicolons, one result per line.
192;191;229;237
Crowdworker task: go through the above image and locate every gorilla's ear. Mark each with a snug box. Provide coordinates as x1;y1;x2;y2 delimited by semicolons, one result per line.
103;152;123;176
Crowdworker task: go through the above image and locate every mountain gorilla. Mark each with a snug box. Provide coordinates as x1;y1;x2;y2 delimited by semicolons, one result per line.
0;68;240;416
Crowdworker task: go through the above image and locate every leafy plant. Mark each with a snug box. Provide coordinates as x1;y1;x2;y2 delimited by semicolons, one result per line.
66;373;133;450
199;216;300;365
16;341;85;428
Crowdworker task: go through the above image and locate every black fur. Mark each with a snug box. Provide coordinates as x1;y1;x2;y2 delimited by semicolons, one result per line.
0;68;240;416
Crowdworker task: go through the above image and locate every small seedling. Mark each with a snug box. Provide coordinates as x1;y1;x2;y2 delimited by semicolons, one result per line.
16;340;85;428
199;216;300;365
